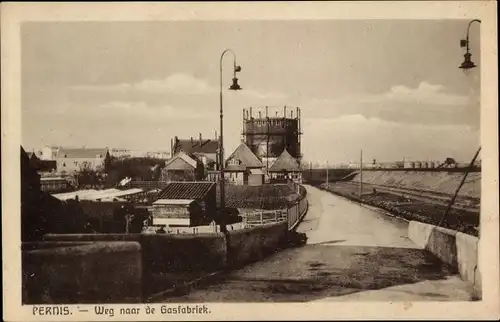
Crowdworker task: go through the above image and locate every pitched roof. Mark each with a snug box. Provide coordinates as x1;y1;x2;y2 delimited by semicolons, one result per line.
164;151;198;170
174;138;219;154
57;148;109;159
225;142;263;171
269;149;301;172
157;182;215;200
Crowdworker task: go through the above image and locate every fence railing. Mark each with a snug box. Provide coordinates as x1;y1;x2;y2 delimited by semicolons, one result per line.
241;210;288;227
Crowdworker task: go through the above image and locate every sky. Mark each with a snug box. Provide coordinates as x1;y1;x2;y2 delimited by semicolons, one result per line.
21;20;481;164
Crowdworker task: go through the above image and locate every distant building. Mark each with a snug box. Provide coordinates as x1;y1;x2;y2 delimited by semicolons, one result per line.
40;177;70;193
146;151;171;159
268;149;302;183
41;146;60;160
109;148;132;159
160;151;205;182
55;148;110;173
171;133;219;169
224;142;264;186
153;182;217;226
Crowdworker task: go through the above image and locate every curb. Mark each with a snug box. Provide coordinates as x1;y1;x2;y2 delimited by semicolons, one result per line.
145;270;228;303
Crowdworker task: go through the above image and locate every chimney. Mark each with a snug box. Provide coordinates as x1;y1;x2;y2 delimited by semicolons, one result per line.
250;107;252;118
191;137;194;146
170;138;174;155
215;130;218;141
259;111;262;118
199;133;202;146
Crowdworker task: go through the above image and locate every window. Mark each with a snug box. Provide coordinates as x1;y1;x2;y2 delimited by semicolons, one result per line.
63;162;66;167
228;158;240;166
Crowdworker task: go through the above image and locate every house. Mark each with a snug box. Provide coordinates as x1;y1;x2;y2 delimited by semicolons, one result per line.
160;151;205;182
41;145;60;160
224;142;264;186
55;148;110;174
153;181;217;226
171;133;219;170
268;149;303;183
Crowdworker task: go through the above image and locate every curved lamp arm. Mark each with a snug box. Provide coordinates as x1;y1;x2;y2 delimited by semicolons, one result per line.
220;49;238;90
462;19;481;52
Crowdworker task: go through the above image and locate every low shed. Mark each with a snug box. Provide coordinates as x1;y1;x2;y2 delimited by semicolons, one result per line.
151;199;204;227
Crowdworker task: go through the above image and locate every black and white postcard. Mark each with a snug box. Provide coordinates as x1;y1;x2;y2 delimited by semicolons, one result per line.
2;1;498;321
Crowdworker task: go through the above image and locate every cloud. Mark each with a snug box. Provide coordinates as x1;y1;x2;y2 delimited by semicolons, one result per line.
73;73;288;101
301;113;479;163
365;81;471;106
73;73;216;95
301;81;478;127
99;101;206;119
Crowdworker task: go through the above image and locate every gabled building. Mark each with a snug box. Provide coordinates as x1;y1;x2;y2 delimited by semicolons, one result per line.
224;142;264;186
160;151;205;182
153;181;217;227
171;133;219;170
268;149;302;183
55;148;110;173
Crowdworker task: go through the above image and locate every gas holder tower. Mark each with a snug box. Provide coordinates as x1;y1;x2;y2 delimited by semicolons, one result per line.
241;106;303;170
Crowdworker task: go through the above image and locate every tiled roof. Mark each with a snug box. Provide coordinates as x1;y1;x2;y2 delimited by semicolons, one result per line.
269;149;301;172
174;138;219;154
225;142;263;171
157;181;215;200
57;148;109;159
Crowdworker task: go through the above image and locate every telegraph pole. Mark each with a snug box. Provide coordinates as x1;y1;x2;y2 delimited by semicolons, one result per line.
359;150;363;201
326;160;329;189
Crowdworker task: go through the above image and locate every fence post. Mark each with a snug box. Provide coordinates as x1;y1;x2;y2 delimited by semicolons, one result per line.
260;211;263;224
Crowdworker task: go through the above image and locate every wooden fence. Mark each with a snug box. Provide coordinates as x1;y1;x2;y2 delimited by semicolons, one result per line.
241;184;308;230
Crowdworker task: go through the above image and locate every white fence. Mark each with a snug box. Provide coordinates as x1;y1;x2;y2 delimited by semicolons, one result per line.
241;191;309;230
241;210;288;227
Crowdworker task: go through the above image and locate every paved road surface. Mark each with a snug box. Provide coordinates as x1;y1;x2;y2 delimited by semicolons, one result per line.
164;185;475;302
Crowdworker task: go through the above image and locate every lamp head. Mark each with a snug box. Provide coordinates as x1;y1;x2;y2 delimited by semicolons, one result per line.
459;52;477;70
229;77;242;90
234;65;242;73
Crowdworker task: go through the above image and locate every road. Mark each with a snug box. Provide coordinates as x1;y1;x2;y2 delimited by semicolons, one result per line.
164;185;475;302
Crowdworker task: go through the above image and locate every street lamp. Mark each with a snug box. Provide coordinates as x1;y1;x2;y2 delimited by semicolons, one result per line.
219;49;242;232
459;19;481;71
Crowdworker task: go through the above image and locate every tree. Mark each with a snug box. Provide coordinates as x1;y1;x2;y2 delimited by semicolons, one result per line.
73;162;104;189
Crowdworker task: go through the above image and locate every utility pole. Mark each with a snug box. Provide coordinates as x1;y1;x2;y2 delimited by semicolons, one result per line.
326;160;329;189
359;150;363;201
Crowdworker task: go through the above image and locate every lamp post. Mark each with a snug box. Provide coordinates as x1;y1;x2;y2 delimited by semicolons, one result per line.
219;49;242;232
459;19;481;71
